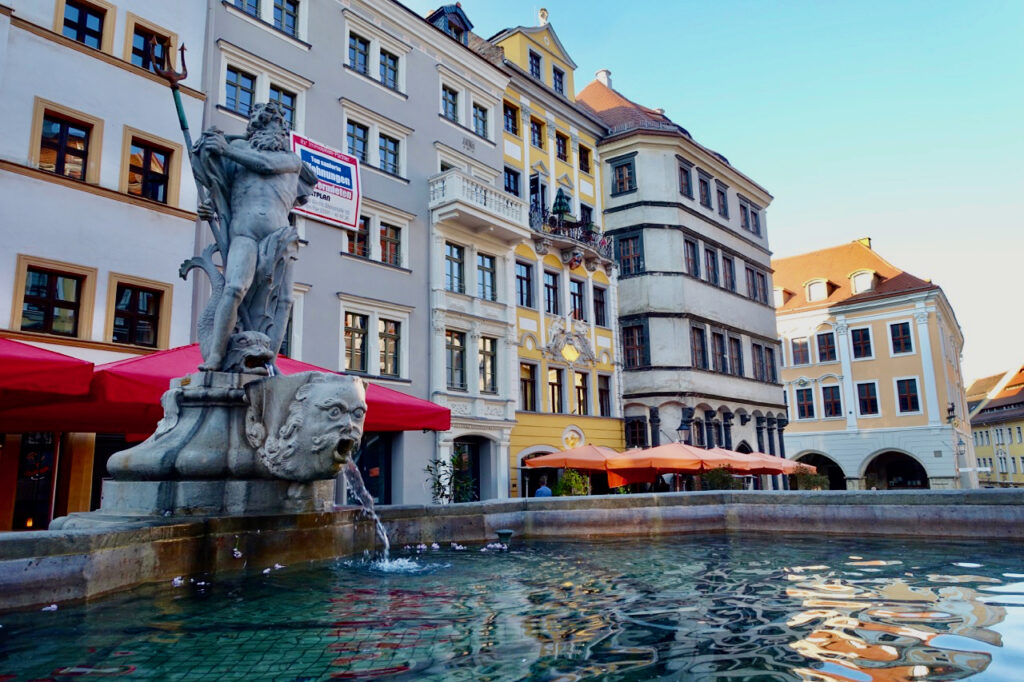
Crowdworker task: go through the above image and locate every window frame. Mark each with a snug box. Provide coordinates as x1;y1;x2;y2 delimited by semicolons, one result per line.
821;384;843;419
569;278;586;321
123;13;178;74
503;166;521;197
530;118;545;149
377;317;401;378
850;326;875;360
684;239;700;278
622;324;646;369
552;66;565;95
339;295;412;379
678;158;694;198
855;380;881;418
445;242;466;294
691;326;708;370
593;286;607;327
617;234;643;276
728;337;744;377
515;260;534;308
219;43;312;133
894;376;923;415
579;146;592;174
816;331;837;363
30;98;104;185
795;387;815;420
722;256;736;292
477;252;498;302
341;98;412;179
888;320;915;356
343;311;370;373
555;132;569;162
573;371;589;416
55;0;115;53
715;181;729;218
543;271;560;315
697;171;713;209
704;248;719;286
104;272;173;349
472;102;489;138
11;254;97;340
528;50;542;79
597;374;612;417
479;336;498;394
119;126;183;207
611;159;637;195
791;337;810;366
519;362;538;411
547;366;565;413
503;101;520;135
445;329;467;391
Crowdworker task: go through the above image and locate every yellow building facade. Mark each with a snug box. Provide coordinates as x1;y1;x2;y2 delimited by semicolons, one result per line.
773;240;976;490
479;12;623;496
969;366;1024;487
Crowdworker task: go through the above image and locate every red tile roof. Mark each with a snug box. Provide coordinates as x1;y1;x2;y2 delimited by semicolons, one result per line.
576;78;682;133
771;240;938;313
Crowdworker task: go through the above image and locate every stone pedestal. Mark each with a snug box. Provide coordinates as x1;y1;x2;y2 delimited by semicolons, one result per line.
98;479;336;516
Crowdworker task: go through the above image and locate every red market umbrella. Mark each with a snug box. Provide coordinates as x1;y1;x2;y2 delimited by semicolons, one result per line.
0;337;94;409
0;343;449;435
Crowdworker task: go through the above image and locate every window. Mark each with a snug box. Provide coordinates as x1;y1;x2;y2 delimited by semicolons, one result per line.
684;240;700;277
722;256;735;292
569;279;585;320
477;254;497;301
593;287;607;327
445;243;465;293
446;330;466;390
756;273;768;304
548;368;564;413
623;325;644;368
552;67;565;94
817;332;837;362
897;378;920;413
504;167;521;197
625;418;648;449
39;114;90;181
698;174;712;208
851;328;873;359
580;204;593;226
574;372;589;415
503;101;519;135
63;0;105;49
349;33;370;75
233;0;259;16
479;337;497;393
472;104;488;138
268;86;296;128
442;86;459;122
746;267;757;300
807;280;827;302
598;375;612;417
346;121;369;162
344;312;369;372
225;67;256;117
750;209;761;235
796;388;815;419
618;235;642;275
752;343;765;381
556;133;569;161
857;382;879;415
530;119;544;148
679;162;693;197
716;183;729;218
130;25;169;73
127;138;170;203
791;338;809;365
379;223;401;266
822;385;842;418
739;199;762;235
1017;426;1022;443
612;160;636;194
765;347;777;382
543;271;560;314
691;327;708;369
378;319;400;377
378;134;399;174
529;51;541;78
515;261;533;307
520;364;537;411
379;50;399;90
712;332;727;373
21;267;83;337
273;0;298;36
851;271;874;294
704;249;719;285
347;216;369;257
579;147;591;173
728;337;743;376
890;322;913;354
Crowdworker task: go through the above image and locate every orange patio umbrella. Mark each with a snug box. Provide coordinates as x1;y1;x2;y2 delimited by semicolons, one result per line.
744;450;816;474
606;442;707;485
523;445;633;487
705;447;790;474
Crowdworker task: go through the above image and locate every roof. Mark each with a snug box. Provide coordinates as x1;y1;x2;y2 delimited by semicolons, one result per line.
771;240;939;314
576;78;691;138
967;372;1007;402
487;24;577;70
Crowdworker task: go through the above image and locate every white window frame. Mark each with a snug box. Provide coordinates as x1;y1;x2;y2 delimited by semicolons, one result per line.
340;98;412;180
855;380;882;419
820;382;844;420
793;385;817;421
337;294;412;380
892;375;924;416
806;279;827;302
887;319;916;357
224;0;310;47
437;65;499;145
849;325;875;361
218;40;312;133
1017;426;1022;443
346;198;413;268
815;330;838;364
284;282;310;360
342;9;410;97
790;336;811;366
850;269;875;294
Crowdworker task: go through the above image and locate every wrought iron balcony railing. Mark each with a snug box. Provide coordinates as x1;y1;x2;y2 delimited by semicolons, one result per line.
529;206;613;260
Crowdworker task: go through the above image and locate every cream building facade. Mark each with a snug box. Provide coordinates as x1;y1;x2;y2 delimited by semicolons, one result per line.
774;239;976;490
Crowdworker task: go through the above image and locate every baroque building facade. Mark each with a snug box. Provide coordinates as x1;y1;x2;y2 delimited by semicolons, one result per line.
773;239;976;490
0;0;207;529
577;71;785;471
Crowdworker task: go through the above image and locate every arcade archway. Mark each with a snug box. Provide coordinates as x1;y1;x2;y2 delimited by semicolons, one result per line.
864;451;930;490
795;452;847;490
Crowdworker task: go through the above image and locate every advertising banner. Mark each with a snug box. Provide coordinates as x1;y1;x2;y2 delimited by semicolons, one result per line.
290;132;361;229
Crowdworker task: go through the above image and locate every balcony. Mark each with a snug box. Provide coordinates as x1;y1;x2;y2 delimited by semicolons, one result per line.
529;206;614;265
428;169;529;242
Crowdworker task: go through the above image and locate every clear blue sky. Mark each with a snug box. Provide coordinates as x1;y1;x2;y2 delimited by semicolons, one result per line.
404;0;1024;384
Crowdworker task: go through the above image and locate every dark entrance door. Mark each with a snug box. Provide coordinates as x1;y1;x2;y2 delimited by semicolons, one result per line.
12;432;57;530
453;437;482;502
796;453;847;490
354;433;393;505
864;451;930;489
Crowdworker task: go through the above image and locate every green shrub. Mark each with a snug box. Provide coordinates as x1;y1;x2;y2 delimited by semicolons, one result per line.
700;466;743;490
553;468;591;496
793;465;830;490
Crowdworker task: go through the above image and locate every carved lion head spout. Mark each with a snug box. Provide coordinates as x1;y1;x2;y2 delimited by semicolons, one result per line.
246;372;368;482
224;331;276;374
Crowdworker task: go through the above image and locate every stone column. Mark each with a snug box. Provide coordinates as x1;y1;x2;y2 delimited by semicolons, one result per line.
704;410;716;449
722;411;734;450
915;307;941;425
766;417;777;456
755;416;765;453
680;406;695;445
649;406;661;447
776;418;789;490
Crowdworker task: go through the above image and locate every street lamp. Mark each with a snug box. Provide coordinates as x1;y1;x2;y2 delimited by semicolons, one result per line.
956;437;966;458
676;407;695;445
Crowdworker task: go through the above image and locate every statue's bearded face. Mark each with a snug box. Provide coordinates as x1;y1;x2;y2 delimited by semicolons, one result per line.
246;103;290;152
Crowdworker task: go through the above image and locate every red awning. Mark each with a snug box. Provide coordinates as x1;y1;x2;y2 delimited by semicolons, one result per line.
0;343;449;435
0;337;94;409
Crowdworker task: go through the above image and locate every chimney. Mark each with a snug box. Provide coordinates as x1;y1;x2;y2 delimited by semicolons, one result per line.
538;8;548;25
596;69;611;87
857;237;872;249
654;108;665;115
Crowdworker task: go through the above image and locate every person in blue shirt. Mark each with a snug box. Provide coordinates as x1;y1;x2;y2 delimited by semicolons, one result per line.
534;475;553;497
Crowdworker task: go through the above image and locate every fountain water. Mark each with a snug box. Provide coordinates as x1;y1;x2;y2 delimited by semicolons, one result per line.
342;459;390;560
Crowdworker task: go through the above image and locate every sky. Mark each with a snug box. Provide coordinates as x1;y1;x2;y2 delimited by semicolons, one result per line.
404;0;1024;385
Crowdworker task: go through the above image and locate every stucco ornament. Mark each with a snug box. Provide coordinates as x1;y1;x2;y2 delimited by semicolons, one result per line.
545;317;597;364
186;101;317;373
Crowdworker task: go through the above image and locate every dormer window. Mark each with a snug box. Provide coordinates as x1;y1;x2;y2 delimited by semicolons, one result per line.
851;270;875;294
426;4;474;46
806;279;828;302
529;51;542;79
